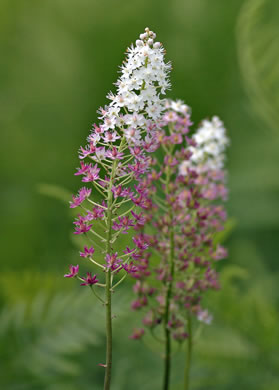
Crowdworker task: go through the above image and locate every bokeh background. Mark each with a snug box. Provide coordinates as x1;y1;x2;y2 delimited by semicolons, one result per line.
1;0;279;389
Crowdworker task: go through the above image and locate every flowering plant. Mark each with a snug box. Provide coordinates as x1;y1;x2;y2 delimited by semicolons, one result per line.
129;100;229;389
65;28;171;389
65;27;229;390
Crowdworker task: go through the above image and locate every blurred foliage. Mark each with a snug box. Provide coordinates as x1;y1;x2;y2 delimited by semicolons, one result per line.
0;252;278;390
194;256;279;390
0;0;279;389
234;0;279;231
237;0;279;133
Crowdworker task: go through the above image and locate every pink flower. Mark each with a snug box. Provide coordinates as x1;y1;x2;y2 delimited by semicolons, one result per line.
85;206;105;221
102;132;120;143
133;235;148;250
131;296;147;310
74;161;90;175
79;143;96;159
130;146;144;159
82;164;100;182
73;215;93;234
173;332;188;341
80;246;95;258
64;265;79;278
75;162;100;182
80;272;99;286
131;211;146;227
170;133;183;144
163;111;179;123
70;187;92;208
106;147;124;160
105;253;122;271
128;161;149;177
129;328;144;340
212;245;228;261
122;262;138;274
142;311;158;327
112;216;135;233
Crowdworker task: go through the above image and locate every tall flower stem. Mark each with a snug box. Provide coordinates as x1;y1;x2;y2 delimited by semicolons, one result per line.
68;28;172;390
103;159;116;390
103;136;127;390
162;158;175;390
104;269;112;390
183;314;192;390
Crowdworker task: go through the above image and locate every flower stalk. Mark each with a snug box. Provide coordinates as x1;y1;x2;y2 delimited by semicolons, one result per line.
183;314;192;390
163;142;176;390
65;27;171;390
103;160;115;390
129;100;229;390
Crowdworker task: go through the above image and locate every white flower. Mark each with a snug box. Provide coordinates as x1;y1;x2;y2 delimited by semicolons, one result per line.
203;142;220;156
197;309;213;325
124;127;142;144
170;99;190;114
91;147;106;161
88;133;101;145
102;131;120;143
189;116;229;171
145;103;163;120
103;116;116;131
89;28;171;146
193;128;214;144
179;160;190;176
126;92;145;112
125;113;146;127
189;146;204;163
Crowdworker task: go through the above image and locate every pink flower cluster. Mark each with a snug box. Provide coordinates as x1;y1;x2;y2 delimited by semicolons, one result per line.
130;100;229;340
64;28;171;287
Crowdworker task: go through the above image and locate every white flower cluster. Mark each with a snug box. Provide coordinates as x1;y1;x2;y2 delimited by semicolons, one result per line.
180;116;229;175
96;27;171;146
165;99;190;116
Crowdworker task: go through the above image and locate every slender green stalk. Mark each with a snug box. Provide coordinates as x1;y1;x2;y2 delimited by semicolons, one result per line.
162;162;175;390
103;160;115;390
104;270;112;390
103;137;126;390
91;286;106;304
183;315;192;390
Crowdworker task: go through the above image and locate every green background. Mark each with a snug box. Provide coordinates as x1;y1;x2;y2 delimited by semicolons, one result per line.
0;0;278;389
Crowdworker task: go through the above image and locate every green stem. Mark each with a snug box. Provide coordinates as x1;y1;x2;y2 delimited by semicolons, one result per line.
184;315;192;390
111;272;127;290
162;163;175;390
91;286;106;304
103;162;115;390
103;135;127;390
104;270;112;390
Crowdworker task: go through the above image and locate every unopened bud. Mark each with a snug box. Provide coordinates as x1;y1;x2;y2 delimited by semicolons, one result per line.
145;27;150;33
136;39;144;47
147;38;153;46
153;42;161;49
